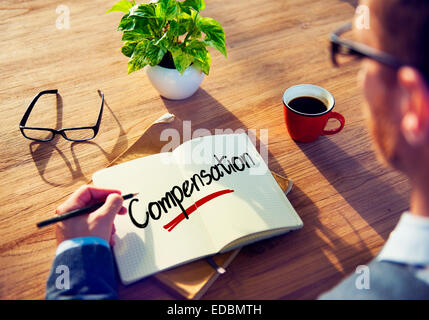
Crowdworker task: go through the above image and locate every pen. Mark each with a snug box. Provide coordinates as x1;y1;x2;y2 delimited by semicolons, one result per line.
36;193;138;228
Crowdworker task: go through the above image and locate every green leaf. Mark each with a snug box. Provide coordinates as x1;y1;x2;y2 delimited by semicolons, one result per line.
181;8;202;43
121;20;152;40
193;57;210;75
122;30;145;41
154;30;169;48
184;40;210;75
129;4;165;36
128;40;150;73
188;29;202;40
129;3;157;18
128;59;146;74
170;47;194;75
157;0;177;20
137;18;155;35
118;13;136;31
145;40;167;66
185;40;207;61
169;20;187;36
197;17;227;58
203;38;226;57
176;11;193;33
106;0;134;13
177;3;190;14
121;41;138;57
180;0;205;13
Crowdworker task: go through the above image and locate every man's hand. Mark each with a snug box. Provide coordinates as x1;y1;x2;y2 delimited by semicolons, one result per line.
55;185;127;246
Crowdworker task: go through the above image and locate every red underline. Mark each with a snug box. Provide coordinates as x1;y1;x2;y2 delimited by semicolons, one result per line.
163;189;235;232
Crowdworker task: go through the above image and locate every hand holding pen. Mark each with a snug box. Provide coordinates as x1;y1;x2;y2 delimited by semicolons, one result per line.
37;185;137;246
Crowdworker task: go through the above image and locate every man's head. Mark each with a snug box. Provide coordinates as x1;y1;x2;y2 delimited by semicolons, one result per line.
356;0;429;184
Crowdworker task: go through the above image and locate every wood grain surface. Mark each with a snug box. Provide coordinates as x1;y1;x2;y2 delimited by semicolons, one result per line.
0;0;410;299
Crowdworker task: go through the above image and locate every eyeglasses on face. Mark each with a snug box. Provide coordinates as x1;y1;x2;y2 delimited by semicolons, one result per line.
19;89;104;142
330;22;406;69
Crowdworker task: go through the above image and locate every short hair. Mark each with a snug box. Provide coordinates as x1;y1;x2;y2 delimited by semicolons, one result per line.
373;0;429;81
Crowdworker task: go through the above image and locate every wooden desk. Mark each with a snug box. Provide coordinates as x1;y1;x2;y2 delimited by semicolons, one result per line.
0;0;410;299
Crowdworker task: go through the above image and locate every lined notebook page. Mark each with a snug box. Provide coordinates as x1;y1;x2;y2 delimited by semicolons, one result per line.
173;134;303;252
92;153;216;284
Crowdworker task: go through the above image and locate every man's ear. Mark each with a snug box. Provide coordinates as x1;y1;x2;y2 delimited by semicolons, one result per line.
397;67;429;146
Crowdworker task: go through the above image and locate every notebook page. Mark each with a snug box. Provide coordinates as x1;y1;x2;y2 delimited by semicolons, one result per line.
92;152;216;284
172;133;303;252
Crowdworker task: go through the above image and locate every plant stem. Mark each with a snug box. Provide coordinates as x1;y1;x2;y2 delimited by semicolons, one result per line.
183;12;199;45
183;31;192;45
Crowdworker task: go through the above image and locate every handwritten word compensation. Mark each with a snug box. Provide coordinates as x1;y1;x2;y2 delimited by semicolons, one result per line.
128;152;256;228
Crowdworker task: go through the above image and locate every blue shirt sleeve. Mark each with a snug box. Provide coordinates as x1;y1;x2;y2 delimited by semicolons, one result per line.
46;238;117;300
56;237;110;256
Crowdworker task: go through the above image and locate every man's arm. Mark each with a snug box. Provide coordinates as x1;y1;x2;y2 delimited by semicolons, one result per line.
46;239;118;300
45;185;127;300
318;260;429;300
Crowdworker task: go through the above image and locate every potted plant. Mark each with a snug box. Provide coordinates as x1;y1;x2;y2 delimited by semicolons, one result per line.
107;0;227;100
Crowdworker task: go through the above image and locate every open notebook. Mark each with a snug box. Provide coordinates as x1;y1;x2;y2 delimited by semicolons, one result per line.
93;133;303;285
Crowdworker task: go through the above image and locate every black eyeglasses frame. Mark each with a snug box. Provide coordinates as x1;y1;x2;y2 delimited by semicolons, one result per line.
19;89;104;142
330;22;406;69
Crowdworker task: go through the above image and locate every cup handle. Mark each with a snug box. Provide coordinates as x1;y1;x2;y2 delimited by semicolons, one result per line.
322;112;345;136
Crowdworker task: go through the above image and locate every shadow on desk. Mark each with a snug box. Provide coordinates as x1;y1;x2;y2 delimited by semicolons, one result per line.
29;97;128;186
208;183;373;299
298;137;409;241
161;88;287;179
340;0;358;8
284;184;373;298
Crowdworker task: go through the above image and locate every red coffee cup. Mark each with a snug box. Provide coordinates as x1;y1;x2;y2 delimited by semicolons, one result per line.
283;84;345;143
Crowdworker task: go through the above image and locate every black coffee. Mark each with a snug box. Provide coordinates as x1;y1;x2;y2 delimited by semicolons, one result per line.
288;96;328;115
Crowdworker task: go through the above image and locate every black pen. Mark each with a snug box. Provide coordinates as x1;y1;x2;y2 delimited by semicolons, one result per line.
36;193;138;228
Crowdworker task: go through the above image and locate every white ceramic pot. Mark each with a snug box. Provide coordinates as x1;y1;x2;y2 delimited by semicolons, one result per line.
146;64;204;100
